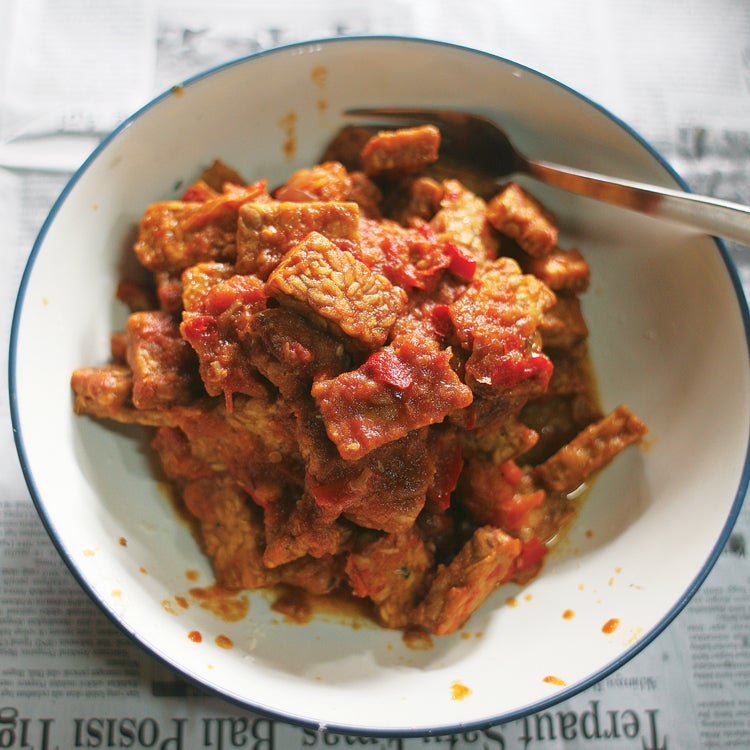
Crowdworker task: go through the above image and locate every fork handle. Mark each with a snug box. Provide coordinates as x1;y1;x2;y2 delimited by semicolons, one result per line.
526;160;750;246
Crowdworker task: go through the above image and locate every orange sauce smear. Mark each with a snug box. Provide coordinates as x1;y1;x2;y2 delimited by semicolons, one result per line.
451;681;472;700
543;675;567;686
268;585;373;632
271;587;313;625
602;617;620;634
215;635;234;650
402;626;433;651
189;583;249;623
279;112;297;161
310;65;328;113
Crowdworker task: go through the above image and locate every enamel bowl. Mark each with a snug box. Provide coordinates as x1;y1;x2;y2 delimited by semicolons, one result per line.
10;37;750;736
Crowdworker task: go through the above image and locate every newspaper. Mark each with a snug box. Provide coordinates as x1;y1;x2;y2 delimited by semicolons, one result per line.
1;0;749;747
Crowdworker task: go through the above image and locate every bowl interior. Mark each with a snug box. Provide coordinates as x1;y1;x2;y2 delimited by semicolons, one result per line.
10;38;750;734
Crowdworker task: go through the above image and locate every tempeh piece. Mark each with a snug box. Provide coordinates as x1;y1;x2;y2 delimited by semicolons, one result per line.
430;179;498;266
182;476;278;590
134;181;270;273
346;529;434;629
312;339;472;461
361;125;440;176
236;200;360;279
274;161;352;202
181;262;235;313
487;182;558;257
180;274;268;399
125;311;201;409
70;365;176;427
412;526;522;635
523;247;590;293
539;295;589;351
534;405;648;494
266;231;406;349
450;257;556;396
247;307;351;400
262;493;352;568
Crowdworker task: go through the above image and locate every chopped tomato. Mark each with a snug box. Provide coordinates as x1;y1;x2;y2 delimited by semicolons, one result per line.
489;349;553;391
430;304;453;338
516;537;549;572
204;275;266;316
181;315;219;343
499;489;545;530
444;240;477;281
499;459;523;486
364;348;414;390
427;442;464;510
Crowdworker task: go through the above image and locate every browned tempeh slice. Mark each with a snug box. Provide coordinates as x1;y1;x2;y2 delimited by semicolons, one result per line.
539;295;589;350
274;161;353;203
361;125;440;176
70;365;175;427
275;553;346;596
235;200;360;279
182;476;279;590
345;529;433;629
181;262;235;313
312;339;472;461
487;182;558;257
134;182;270;273
262;492;352;569
534;405;648;494
266;231;406;349
430;178;498;265
412;526;522;636
247;307;351;400
523;247;590;293
125;310;201;409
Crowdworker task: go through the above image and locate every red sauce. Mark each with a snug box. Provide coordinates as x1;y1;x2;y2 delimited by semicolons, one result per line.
215;635;234;650
188;630;202;643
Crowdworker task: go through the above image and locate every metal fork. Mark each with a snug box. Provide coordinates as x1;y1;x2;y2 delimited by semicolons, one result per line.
346;107;750;246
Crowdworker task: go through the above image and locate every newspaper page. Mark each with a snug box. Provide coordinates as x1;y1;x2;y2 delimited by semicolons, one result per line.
1;1;749;748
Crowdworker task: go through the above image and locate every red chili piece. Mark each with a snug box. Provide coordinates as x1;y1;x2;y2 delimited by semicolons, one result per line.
365;349;414;390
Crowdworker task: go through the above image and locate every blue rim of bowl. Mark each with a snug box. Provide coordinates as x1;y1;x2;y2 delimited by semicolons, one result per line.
8;35;750;737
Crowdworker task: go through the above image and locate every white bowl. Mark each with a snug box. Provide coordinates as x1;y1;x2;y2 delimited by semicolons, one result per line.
10;37;750;735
